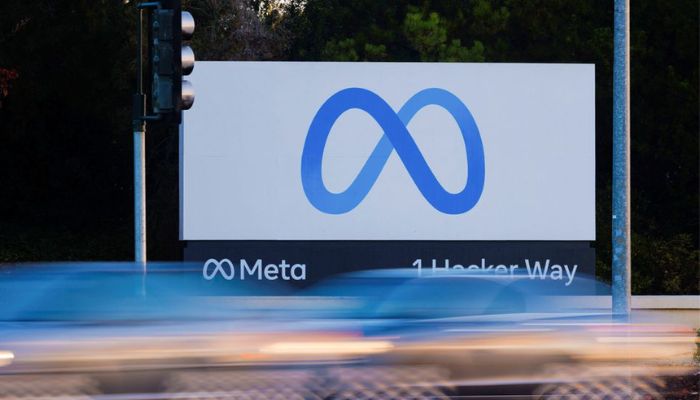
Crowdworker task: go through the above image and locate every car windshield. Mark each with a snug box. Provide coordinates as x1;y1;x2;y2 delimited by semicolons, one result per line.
373;276;526;319
297;269;530;320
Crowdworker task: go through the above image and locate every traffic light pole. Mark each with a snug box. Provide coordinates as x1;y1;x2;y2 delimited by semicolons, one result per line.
133;2;161;264
132;1;194;264
134;6;148;264
134;125;147;264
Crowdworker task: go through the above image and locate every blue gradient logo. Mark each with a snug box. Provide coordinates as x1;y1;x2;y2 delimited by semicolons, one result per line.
301;88;485;214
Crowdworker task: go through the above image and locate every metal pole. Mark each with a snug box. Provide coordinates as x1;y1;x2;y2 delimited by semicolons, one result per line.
612;0;631;316
134;130;146;264
134;8;147;265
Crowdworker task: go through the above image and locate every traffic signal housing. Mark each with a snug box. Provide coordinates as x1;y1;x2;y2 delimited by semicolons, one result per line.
149;0;195;123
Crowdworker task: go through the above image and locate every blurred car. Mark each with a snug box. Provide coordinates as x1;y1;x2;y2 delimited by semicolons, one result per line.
0;262;301;396
0;264;696;399
264;269;699;398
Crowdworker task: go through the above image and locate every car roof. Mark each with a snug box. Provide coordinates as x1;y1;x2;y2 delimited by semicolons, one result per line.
0;262;291;322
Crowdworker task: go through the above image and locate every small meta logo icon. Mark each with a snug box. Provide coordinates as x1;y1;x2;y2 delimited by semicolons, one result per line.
202;258;235;280
301;88;485;215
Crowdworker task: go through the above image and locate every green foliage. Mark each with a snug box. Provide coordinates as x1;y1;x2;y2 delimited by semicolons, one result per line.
471;0;509;36
403;9;484;62
364;43;388;61
442;39;485;62
322;38;359;61
403;10;447;61
631;233;699;295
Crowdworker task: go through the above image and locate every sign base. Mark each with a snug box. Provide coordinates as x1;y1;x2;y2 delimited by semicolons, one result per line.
184;241;595;290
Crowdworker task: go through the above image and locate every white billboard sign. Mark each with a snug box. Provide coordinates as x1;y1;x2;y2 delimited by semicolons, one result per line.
181;62;595;240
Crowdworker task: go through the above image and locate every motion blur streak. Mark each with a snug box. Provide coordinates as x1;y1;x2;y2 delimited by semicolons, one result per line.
595;336;699;343
0;265;697;399
0;351;13;367
260;340;394;355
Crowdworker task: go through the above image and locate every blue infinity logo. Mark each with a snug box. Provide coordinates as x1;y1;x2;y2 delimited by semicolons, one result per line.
301;88;485;214
203;258;235;280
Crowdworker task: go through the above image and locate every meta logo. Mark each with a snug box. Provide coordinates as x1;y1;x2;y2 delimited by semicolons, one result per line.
203;258;306;281
203;258;235;280
301;88;485;215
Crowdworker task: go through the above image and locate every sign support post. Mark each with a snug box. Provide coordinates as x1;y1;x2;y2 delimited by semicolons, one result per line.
612;0;632;317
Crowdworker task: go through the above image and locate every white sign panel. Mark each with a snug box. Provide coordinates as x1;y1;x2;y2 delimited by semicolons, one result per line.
182;62;595;240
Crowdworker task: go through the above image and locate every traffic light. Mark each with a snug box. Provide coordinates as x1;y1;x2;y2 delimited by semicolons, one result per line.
132;1;195;264
150;0;195;121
